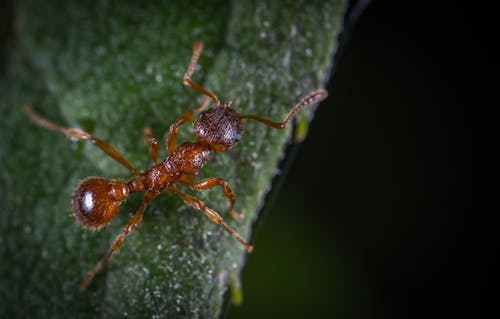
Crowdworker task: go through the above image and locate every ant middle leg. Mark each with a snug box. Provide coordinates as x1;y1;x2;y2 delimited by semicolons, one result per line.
183;41;222;107
167;186;253;253
143;127;159;165
180;177;244;220
166;96;210;154
24;105;140;175
79;192;156;290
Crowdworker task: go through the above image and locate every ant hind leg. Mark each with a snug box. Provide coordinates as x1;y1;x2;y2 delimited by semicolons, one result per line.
79;192;156;290
23;104;140;175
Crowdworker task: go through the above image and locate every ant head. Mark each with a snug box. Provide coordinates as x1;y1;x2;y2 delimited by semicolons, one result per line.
72;178;129;229
193;105;244;152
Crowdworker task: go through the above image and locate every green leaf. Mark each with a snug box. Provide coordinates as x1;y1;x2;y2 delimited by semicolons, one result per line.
0;0;346;317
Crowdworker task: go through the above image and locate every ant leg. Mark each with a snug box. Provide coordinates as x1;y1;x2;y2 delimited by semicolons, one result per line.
23;105;140;175
183;41;222;107
143;127;159;165
167;187;253;253
180;177;244;220
166;96;210;154
240;89;328;129
79;192;156;290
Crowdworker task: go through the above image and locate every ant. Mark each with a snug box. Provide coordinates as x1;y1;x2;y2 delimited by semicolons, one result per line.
24;41;327;290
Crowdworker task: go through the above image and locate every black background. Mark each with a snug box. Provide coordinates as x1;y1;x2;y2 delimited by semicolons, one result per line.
229;1;491;318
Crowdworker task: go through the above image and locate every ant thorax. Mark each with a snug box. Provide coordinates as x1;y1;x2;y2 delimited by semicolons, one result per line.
193;106;244;152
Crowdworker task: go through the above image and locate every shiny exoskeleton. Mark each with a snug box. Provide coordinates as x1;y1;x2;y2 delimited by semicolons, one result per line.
24;41;327;290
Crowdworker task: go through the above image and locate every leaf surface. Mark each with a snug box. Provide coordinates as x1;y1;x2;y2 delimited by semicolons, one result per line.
0;1;346;317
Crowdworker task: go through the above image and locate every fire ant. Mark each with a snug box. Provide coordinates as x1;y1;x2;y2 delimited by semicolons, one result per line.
23;41;327;290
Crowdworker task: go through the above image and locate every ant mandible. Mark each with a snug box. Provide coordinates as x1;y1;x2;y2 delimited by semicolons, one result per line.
24;41;327;290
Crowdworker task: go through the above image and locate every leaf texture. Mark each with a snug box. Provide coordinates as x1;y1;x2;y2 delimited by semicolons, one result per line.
0;1;346;317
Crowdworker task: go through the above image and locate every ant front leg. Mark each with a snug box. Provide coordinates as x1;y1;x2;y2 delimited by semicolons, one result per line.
24;105;140;175
180;177;244;220
79;192;156;290
167;186;253;253
166;96;210;154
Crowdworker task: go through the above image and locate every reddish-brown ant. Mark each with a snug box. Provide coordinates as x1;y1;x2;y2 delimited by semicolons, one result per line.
24;41;327;290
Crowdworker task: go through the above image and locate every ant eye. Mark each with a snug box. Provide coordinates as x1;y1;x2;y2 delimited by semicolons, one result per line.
233;131;242;142
72;178;127;229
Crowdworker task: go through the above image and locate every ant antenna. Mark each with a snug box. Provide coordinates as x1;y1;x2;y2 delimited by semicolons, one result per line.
183;41;223;107
240;89;328;128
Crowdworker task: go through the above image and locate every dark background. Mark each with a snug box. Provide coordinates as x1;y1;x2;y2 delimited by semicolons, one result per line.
229;1;491;318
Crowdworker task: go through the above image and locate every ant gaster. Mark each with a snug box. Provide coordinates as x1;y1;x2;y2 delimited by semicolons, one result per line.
24;41;327;290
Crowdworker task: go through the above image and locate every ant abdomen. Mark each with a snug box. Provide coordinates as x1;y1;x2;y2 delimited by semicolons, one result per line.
72;178;130;229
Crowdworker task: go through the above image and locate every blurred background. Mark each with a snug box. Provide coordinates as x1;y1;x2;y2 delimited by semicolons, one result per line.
228;1;490;318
